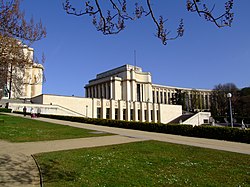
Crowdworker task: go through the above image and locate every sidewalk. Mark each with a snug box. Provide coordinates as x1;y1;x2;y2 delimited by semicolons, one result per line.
33;115;250;155
1;113;250;187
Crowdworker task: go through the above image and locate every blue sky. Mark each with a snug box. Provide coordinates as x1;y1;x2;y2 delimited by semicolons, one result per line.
21;0;250;96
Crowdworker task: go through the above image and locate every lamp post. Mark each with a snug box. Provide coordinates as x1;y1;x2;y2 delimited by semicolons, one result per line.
227;93;233;128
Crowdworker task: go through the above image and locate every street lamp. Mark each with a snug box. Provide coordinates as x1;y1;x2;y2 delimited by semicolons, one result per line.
227;93;233;128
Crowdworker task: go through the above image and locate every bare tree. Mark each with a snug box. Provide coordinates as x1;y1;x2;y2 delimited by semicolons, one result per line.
0;0;46;99
210;83;239;117
63;0;234;45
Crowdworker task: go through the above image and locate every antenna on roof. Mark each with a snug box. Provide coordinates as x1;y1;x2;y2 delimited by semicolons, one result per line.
134;50;137;68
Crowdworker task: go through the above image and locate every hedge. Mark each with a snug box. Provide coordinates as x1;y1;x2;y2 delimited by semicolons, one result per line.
19;113;248;144
0;108;12;113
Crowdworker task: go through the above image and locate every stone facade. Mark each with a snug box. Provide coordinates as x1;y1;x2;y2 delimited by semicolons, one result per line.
2;46;43;99
85;64;211;111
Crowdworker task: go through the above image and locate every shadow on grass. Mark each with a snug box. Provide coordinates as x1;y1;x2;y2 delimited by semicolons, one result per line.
40;158;79;183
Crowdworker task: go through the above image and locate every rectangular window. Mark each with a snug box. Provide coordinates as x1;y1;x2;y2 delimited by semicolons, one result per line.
205;95;208;109
168;93;170;104
151;110;153;121
103;84;106;99
157;110;160;123
100;85;103;98
203;119;209;124
164;92;167;104
144;110;147;121
156;91;159;103
137;84;141;102
97;108;101;118
130;109;134;121
138;110;141;121
123;109;126;120
106;108;110;119
153;91;155;103
160;92;163;103
93;87;96;98
86;88;88;97
115;108;118;120
108;84;111;99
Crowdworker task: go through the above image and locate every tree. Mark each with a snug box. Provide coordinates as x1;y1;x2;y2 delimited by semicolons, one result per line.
210;83;239;117
237;87;250;119
0;0;46;99
63;0;234;45
171;89;188;111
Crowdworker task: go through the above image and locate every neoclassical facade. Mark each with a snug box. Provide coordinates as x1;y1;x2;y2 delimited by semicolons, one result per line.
1;46;43;99
85;64;211;111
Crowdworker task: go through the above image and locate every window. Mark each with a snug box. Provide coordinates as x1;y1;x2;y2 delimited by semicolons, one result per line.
153;91;155;103
130;109;134;121
100;85;103;98
151;110;153;121
103;84;106;99
137;84;141;102
160;92;163;103
115;108;118;120
123;109;126;120
203;119;209;124
93;87;96;98
97;108;101;118
138;110;141;121
106;108;110;119
144;110;147;121
157;110;160;122
108;84;111;99
156;91;159;103
164;92;167;104
205;95;208;109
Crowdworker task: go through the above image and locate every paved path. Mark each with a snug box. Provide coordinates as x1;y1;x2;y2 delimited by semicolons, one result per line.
1;113;250;186
34;116;250;155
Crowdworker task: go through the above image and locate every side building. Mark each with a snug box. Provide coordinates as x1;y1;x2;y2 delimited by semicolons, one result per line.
1;45;43;100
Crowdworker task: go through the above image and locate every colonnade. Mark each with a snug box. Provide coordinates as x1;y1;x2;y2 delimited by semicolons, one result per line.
152;86;211;110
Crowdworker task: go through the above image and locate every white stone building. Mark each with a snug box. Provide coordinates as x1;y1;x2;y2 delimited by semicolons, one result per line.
7;64;211;126
1;46;43;99
85;64;211;112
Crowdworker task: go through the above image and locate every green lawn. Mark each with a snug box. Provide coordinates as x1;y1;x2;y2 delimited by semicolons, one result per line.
0;114;110;142
35;141;250;187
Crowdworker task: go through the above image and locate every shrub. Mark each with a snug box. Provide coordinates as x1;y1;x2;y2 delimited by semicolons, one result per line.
12;112;250;144
0;108;12;113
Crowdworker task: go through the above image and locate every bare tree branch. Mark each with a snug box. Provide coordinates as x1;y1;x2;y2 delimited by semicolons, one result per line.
187;0;234;28
63;0;233;45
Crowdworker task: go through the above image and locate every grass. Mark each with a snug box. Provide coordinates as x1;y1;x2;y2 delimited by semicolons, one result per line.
35;141;250;187
0;114;110;142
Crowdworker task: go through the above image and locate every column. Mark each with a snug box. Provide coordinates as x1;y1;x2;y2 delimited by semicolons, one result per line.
110;81;113;99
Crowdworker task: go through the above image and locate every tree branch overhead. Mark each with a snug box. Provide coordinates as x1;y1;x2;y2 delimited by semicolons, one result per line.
63;0;234;45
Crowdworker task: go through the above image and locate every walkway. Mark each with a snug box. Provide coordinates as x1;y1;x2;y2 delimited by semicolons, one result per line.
1;113;250;186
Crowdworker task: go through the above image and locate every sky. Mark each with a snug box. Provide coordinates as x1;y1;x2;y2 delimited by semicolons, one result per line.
20;0;250;97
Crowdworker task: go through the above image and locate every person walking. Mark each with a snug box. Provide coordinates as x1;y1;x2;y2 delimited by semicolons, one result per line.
30;107;34;118
37;107;41;118
23;106;27;116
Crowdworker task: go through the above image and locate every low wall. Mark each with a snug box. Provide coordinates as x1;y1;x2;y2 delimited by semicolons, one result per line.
183;112;211;126
8;103;84;117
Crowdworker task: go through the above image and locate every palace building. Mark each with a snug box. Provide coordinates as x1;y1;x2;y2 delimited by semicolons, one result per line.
85;64;211;112
1;46;44;100
6;64;211;126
